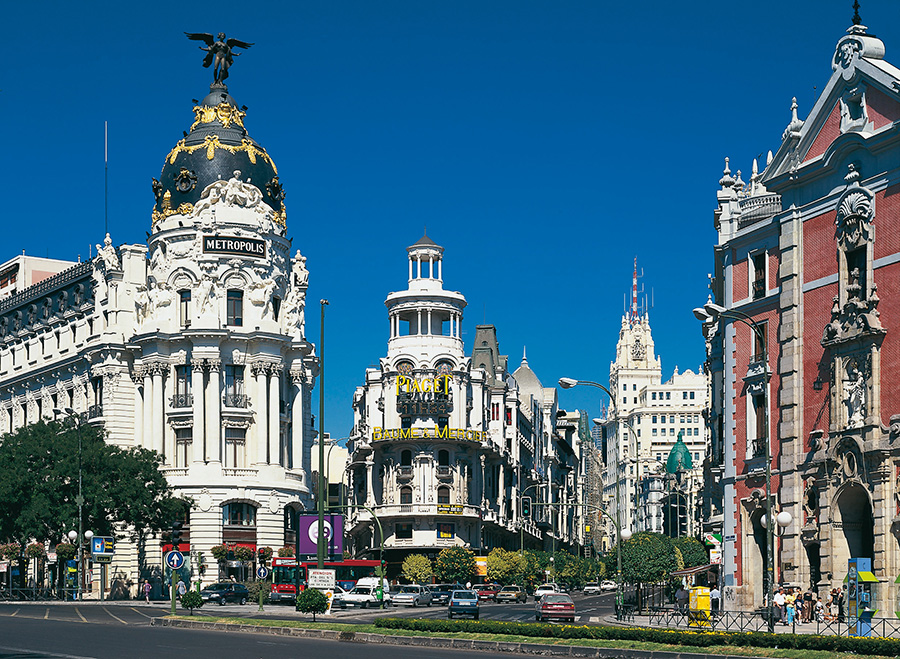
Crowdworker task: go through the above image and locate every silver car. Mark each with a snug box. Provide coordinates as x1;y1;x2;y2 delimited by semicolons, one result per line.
392;584;433;607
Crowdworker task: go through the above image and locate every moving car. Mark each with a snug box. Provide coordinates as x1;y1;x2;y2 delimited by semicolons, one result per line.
582;582;601;595
494;585;527;603
342;585;393;608
200;582;250;605
447;589;480;619
533;583;561;601
330;585;349;609
392;584;433;607
476;584;501;602
600;580;617;592
430;583;466;606
535;593;576;622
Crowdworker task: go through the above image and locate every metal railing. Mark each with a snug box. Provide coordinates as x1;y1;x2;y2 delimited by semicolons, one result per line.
86;404;103;419
223;393;249;408
169;394;193;408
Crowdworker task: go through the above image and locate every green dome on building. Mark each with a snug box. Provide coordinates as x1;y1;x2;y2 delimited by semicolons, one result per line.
666;433;693;474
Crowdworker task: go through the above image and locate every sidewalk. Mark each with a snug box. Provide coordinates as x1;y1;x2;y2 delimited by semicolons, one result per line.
607;611;875;637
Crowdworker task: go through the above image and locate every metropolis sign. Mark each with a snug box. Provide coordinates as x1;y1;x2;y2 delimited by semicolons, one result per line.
202;235;267;258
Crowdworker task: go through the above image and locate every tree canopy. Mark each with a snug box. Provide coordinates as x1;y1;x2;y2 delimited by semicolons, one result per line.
401;553;433;584
0;421;188;545
434;546;476;583
610;532;680;584
486;547;524;585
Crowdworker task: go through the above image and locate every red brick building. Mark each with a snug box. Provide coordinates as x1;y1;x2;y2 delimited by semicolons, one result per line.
703;22;900;611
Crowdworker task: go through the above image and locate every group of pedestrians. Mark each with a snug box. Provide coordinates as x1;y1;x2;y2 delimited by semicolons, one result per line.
771;586;844;624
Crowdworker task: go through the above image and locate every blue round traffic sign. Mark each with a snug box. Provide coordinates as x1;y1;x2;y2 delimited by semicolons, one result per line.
165;551;184;570
257;566;269;579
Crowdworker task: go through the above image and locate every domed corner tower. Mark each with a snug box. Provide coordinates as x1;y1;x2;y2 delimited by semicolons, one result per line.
348;235;497;565
130;71;318;584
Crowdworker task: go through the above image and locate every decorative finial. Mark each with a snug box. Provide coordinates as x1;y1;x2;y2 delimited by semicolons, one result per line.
767;150;774;166
852;0;861;26
522;346;528;364
845;162;861;184
719;157;735;188
185;32;254;87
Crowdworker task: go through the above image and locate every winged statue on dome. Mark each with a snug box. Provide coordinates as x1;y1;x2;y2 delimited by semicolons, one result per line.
185;32;254;85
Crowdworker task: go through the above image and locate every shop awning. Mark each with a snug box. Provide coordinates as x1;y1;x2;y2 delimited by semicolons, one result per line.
670;563;718;577
844;571;879;583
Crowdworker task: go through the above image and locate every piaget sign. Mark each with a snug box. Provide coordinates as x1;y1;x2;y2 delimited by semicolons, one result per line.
396;374;453;416
372;426;487;442
395;375;452;395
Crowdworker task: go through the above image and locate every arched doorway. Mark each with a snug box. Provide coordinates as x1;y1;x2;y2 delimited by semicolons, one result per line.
832;483;875;576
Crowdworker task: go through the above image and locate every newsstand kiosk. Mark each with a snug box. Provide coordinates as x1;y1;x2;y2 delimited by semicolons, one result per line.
848;557;879;637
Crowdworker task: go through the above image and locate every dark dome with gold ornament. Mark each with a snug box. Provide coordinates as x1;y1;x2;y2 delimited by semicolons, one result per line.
151;35;286;231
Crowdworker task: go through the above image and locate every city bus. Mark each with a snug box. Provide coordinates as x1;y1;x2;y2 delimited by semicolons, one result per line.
269;558;379;602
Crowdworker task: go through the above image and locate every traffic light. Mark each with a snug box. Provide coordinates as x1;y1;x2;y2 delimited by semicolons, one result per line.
258;548;267;567
171;521;183;547
521;497;532;518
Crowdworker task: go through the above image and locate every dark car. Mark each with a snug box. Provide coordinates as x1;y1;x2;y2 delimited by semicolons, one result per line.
200;582;250;605
429;583;466;606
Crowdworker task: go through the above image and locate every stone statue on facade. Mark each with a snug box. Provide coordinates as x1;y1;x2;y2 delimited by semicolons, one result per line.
248;277;276;320
95;233;120;271
196;275;217;318
282;285;306;338
292;251;309;288
147;281;174;321
845;365;867;428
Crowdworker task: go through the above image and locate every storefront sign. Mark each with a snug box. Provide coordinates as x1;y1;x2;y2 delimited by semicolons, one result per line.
437;523;455;538
372;426;487;442
203;235;266;258
396;375;453;416
437;505;463;515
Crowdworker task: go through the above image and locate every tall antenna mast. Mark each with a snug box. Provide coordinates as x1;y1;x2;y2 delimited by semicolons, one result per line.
631;257;638;319
104;121;109;235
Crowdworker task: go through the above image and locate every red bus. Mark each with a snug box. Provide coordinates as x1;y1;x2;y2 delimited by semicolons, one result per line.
269;558;379;603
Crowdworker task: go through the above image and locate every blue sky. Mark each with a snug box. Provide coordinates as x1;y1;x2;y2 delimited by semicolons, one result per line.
3;1;898;436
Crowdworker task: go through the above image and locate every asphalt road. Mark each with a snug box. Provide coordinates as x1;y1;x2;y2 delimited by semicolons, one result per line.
0;614;533;659
0;590;616;628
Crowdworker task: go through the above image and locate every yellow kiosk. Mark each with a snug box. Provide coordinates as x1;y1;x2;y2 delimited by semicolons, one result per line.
689;586;711;628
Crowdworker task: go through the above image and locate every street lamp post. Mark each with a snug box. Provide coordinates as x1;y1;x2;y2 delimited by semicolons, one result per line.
55;407;87;601
317;299;329;570
694;301;776;631
558;377;634;616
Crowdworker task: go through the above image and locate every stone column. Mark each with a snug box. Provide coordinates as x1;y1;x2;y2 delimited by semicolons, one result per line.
253;363;268;465
268;365;281;466
132;370;144;449
151;363;165;458
207;360;221;463
192;361;205;464
142;370;153;450
498;464;506;517
290;371;304;472
365;460;374;507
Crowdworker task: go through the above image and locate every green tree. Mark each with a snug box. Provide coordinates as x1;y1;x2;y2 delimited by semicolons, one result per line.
434;546;476;583
517;550;544;588
672;537;707;568
401;553;433;584
180;590;204;615
486;547;524;585
615;532;680;584
296;587;329;621
0;421;188;552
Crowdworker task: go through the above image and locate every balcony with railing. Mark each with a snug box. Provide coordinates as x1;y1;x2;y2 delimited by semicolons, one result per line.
738;193;781;228
86;404;103;420
435;465;453;480
170;394;193;409
397;465;414;480
223;393;249;408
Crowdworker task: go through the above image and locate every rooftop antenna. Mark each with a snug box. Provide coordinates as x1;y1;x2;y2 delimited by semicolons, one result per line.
852;0;861;26
104;121;108;235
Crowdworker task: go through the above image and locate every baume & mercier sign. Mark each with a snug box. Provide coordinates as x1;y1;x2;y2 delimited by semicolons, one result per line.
203;235;267;258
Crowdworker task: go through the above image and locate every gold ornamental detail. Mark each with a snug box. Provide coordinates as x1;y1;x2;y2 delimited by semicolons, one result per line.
272;204;287;230
164;135;278;173
151;191;195;227
189;103;246;131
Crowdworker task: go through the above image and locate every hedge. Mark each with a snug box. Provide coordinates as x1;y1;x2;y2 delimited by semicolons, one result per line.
373;617;900;656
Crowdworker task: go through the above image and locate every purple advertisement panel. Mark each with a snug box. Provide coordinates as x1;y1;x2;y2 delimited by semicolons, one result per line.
296;514;344;557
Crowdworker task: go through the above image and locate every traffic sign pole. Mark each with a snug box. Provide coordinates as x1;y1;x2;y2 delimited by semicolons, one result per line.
171;566;176;616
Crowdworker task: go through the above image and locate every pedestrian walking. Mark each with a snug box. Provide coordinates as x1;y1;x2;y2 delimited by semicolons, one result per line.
710;585;721;615
785;589;795;625
176;579;187;600
837;586;846;623
142;579;151;603
773;588;785;625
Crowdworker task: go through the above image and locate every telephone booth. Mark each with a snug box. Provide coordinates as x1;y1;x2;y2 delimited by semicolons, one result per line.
848;558;879;637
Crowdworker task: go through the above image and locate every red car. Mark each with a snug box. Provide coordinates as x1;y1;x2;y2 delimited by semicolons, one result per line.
476;584;501;602
535;593;576;622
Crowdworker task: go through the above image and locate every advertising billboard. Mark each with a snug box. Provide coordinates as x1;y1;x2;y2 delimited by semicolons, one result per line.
296;514;344;558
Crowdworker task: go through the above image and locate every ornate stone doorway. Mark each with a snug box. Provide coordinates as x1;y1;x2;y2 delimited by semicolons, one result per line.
833;483;875;572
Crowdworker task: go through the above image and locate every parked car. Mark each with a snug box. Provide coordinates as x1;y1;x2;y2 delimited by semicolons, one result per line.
392;584;433;607
582;582;601;595
533;583;561;601
342;585;393;608
447;589;480;619
494;585;527;603
476;583;501;602
430;583;466;606
600;580;617;592
200;582;250;605
535;593;576;622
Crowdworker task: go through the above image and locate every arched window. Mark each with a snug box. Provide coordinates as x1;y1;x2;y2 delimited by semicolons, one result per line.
438;449;450;466
437;486;450;504
222;502;256;527
400;450;412;466
400;486;413;504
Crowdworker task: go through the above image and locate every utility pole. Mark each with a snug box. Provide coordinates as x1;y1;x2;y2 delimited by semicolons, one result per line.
317;299;329;570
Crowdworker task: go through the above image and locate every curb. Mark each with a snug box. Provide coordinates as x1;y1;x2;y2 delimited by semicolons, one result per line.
151;617;767;659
